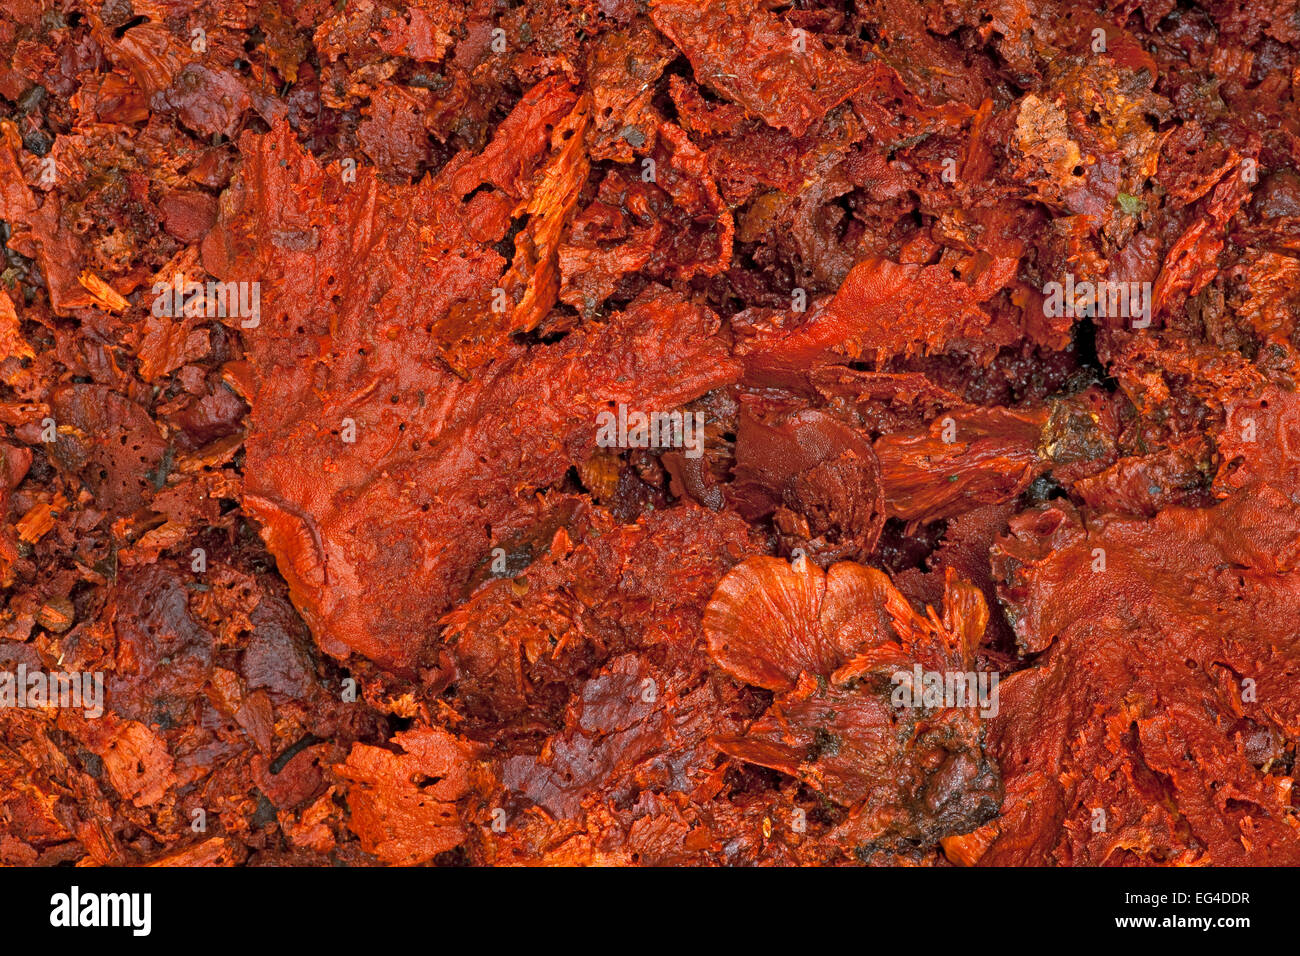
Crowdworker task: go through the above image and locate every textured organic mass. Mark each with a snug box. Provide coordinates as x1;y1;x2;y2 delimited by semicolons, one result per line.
0;0;1298;867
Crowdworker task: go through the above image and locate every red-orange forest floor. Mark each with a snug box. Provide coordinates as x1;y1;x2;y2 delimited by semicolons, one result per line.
1;0;1299;866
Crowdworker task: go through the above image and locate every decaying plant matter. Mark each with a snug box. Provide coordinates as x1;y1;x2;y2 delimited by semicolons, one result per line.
1;0;1299;865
